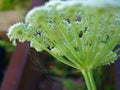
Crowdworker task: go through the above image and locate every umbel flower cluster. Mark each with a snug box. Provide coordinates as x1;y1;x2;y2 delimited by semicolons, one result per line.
7;1;120;90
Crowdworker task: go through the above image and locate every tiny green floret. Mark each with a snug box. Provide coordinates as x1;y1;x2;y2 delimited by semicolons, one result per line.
7;22;27;45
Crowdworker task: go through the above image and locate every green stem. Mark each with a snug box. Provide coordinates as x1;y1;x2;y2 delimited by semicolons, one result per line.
81;69;96;90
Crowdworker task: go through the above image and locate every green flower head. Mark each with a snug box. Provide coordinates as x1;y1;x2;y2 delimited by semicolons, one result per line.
8;1;120;71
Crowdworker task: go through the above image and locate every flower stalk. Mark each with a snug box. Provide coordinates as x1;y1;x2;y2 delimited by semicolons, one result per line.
81;69;96;90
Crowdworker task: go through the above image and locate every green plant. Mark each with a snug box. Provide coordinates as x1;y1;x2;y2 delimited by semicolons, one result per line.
7;1;120;90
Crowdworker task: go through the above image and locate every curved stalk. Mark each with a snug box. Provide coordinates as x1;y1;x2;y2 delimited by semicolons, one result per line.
81;69;96;90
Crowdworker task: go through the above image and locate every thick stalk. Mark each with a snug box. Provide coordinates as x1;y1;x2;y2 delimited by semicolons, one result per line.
81;69;96;90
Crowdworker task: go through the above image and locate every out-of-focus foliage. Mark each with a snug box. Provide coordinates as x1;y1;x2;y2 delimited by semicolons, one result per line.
0;0;32;11
0;40;15;52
